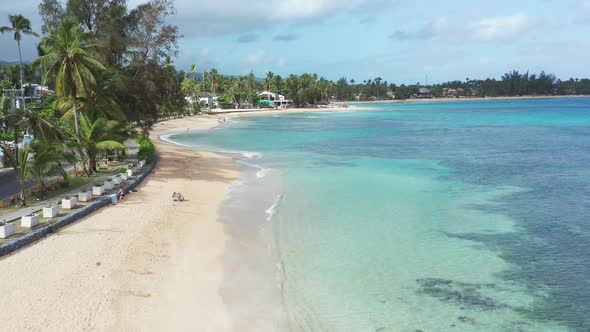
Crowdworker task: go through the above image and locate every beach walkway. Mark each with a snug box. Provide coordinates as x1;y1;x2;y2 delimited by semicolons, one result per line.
0;141;140;248
0;117;240;331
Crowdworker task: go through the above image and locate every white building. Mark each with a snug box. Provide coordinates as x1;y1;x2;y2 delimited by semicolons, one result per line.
258;91;292;108
8;84;54;108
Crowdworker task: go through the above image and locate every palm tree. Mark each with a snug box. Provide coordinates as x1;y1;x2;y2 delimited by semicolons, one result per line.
14;105;60;142
246;71;257;106
180;64;200;114
180;74;195;113
34;20;105;144
0;14;39;113
0;145;32;206
265;71;274;92
56;70;125;122
272;75;283;95
78;114;125;173
209;68;220;95
27;141;60;197
202;70;208;91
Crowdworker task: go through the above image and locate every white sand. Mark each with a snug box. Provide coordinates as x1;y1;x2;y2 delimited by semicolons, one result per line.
0;116;239;331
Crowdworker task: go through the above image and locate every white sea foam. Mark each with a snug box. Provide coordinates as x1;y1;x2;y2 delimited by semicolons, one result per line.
236;159;270;179
256;168;270;178
242;151;262;159
265;194;283;222
159;134;191;147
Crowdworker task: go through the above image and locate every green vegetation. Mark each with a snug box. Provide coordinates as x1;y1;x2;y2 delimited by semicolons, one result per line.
181;69;590;108
137;135;155;163
0;146;31;205
0;0;184;207
34;19;105;143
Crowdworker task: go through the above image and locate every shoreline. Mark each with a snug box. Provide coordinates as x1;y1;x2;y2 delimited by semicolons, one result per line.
0;115;241;331
0;109;353;331
159;116;290;331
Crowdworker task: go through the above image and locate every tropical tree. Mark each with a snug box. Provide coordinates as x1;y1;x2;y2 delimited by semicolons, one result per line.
0;145;32;206
34;19;105;143
272;75;283;95
27;141;61;197
265;71;274;91
209;68;220;95
180;74;195;113
180;64;199;114
78;114;126;173
0;14;40;113
55;70;125;122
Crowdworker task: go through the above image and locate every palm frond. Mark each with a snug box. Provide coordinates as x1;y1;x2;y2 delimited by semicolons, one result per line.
96;140;126;150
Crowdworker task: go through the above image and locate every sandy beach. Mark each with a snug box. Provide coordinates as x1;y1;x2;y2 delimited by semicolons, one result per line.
0;116;240;331
0;105;361;331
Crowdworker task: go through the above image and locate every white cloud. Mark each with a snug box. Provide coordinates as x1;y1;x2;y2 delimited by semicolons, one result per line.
244;50;266;65
162;0;401;37
390;13;537;44
390;17;450;40
468;13;534;42
574;0;590;24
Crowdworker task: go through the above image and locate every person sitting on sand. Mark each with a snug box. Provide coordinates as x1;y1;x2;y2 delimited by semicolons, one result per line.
117;186;125;201
176;192;185;201
172;192;178;201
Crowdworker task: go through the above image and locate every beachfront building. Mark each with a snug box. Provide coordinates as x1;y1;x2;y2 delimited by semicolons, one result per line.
198;92;218;109
19;84;53;104
258;91;292;108
5;84;54;109
417;87;433;98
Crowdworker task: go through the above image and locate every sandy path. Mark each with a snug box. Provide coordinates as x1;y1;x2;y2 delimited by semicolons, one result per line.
0;116;239;331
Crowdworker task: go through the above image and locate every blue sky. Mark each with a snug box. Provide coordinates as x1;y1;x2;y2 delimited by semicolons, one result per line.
1;0;590;83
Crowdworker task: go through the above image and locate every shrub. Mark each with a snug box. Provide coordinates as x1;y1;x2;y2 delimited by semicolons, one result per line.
60;172;71;187
118;167;128;174
136;135;155;163
59;178;70;188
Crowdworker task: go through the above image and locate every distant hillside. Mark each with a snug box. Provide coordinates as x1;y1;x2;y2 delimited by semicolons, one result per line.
0;60;29;65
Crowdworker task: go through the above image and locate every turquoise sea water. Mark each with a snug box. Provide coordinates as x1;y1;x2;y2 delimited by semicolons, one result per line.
170;98;590;331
